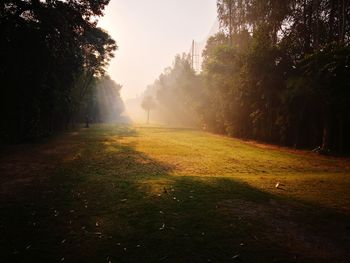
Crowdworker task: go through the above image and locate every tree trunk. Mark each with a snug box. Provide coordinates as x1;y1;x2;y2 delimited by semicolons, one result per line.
314;0;320;49
303;0;312;53
307;0;313;52
85;114;90;128
328;0;336;42
321;114;330;151
229;0;233;45
294;101;306;148
294;122;300;149
340;0;346;43
147;109;150;124
338;114;344;153
272;23;278;45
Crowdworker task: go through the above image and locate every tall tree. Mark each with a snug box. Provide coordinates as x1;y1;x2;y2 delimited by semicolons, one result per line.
141;96;156;124
0;0;116;142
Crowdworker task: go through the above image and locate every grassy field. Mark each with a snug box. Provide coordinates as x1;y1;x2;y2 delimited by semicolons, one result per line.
0;125;349;262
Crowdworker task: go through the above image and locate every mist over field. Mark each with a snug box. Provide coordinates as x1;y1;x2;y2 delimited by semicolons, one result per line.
1;1;350;262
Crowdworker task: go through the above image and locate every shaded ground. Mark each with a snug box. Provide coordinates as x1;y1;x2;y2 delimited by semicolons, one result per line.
0;125;349;262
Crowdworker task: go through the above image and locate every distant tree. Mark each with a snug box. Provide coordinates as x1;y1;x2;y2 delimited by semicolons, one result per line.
141;96;156;124
148;54;202;127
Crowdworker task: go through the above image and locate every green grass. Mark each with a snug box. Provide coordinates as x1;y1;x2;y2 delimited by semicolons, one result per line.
0;124;349;262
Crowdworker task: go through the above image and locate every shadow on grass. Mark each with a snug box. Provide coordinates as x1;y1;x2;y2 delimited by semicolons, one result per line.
0;125;349;263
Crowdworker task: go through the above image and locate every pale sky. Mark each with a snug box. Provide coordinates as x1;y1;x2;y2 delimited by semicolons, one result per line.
98;0;218;100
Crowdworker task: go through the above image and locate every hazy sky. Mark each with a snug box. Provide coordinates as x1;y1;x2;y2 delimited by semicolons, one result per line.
98;0;217;100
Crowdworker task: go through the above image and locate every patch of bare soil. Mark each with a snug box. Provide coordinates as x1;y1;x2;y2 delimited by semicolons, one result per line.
218;198;350;263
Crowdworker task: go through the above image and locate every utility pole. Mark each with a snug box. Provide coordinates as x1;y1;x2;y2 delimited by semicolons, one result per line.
229;3;232;45
191;40;201;73
191;40;195;70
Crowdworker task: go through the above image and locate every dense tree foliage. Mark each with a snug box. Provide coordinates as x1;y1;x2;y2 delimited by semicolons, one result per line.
199;0;350;153
150;0;350;153
143;54;202;126
0;0;117;143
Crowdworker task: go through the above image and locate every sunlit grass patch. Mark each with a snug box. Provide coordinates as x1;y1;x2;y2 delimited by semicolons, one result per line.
0;124;349;262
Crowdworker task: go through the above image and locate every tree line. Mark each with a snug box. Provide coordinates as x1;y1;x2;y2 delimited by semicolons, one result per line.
145;0;350;153
1;0;122;143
